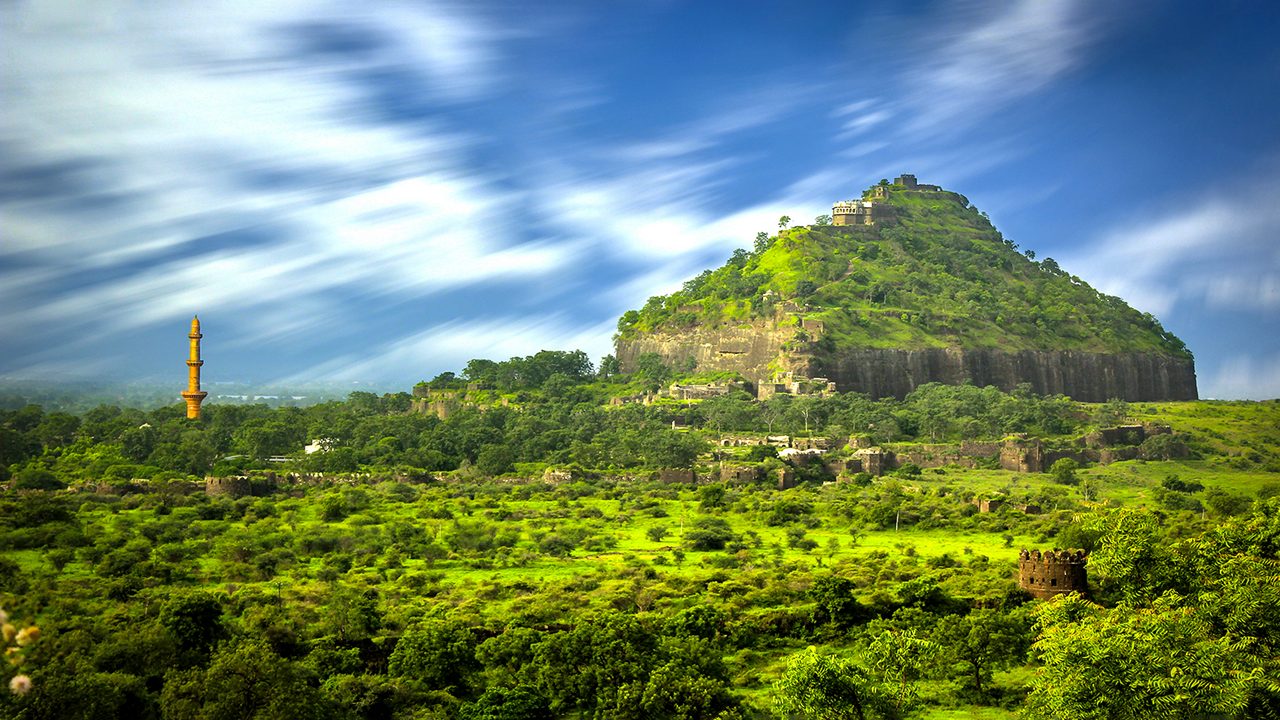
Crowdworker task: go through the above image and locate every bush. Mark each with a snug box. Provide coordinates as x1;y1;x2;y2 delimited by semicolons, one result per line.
684;517;737;551
13;467;65;491
1049;458;1079;485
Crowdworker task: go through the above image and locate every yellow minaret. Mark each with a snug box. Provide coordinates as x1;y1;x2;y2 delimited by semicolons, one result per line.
181;315;208;419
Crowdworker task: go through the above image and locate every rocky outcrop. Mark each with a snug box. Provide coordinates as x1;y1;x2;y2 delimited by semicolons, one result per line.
619;328;1197;401
815;347;1196;401
616;319;815;387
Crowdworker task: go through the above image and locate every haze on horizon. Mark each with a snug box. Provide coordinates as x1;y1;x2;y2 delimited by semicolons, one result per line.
2;0;1278;399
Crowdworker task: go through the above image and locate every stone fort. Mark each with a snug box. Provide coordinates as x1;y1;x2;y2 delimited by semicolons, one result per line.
832;173;942;226
1018;548;1088;600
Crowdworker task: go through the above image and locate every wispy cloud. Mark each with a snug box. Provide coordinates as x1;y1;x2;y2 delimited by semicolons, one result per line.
292;315;617;382
0;0;554;354
903;0;1092;134
1203;352;1280;400
1059;179;1280;317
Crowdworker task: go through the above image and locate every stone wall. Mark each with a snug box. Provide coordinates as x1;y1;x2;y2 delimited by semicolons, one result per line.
205;476;252;498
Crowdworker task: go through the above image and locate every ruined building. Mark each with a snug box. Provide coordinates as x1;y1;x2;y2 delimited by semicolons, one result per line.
1018;548;1088;600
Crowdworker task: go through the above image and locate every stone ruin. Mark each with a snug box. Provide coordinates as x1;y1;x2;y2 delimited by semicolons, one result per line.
1018;548;1088;600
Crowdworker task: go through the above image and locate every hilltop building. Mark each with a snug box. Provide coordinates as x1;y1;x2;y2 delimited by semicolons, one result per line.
181;316;207;419
831;199;886;226
831;173;943;226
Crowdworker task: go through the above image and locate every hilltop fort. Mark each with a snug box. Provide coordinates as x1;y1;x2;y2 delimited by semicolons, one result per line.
615;175;1197;401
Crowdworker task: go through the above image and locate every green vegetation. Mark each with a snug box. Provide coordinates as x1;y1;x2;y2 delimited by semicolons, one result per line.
617;182;1190;357
1;358;1276;718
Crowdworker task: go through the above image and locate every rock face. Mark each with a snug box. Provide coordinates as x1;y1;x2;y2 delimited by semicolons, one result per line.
815;347;1197;401
615;319;816;389
617;328;1197;401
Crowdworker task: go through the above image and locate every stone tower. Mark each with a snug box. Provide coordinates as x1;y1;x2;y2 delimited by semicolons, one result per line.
181;315;208;419
1018;548;1088;600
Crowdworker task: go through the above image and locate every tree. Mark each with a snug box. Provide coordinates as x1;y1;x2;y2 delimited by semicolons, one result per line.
160;591;228;665
1084;509;1188;603
461;686;553;720
388;618;478;693
598;354;621;378
533;611;657;714
779;215;792;231
1093;398;1130;427
814;214;832;226
683;517;736;551
160;639;337;720
864;629;937;716
774;647;892;720
809;575;871;628
755;232;771;253
1049;458;1079;485
932;608;1031;696
1027;594;1258;720
12;467;64;491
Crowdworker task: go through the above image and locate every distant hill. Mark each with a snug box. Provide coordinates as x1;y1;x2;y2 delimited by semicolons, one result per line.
615;176;1197;401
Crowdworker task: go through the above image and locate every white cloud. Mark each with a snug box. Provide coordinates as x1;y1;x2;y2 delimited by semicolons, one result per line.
1203;352;1280;400
903;0;1091;133
0;0;570;351
1059;182;1280;317
292;315;616;382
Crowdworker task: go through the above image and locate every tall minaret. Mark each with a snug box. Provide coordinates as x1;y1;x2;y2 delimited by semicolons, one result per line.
181;315;208;419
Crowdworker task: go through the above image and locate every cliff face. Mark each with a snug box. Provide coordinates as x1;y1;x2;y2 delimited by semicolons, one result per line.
814;347;1197;401
617;329;1197;401
615;320;813;383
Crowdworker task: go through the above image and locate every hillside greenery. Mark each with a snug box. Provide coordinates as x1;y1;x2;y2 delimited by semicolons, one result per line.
617;181;1190;358
1;356;1277;719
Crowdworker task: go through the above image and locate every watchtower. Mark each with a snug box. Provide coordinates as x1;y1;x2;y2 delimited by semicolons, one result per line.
895;173;918;188
1018;548;1088;599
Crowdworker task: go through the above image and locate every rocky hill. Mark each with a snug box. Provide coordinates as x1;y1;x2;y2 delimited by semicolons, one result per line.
615;176;1197;401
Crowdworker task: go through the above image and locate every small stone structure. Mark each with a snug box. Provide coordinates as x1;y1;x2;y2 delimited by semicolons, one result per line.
1018;548;1088;600
721;464;763;484
1000;435;1044;473
853;447;888;476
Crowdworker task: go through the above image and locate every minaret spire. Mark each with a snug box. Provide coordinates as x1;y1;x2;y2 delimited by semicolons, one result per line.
181;315;207;419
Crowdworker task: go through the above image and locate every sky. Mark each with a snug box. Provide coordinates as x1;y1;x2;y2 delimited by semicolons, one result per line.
2;0;1278;399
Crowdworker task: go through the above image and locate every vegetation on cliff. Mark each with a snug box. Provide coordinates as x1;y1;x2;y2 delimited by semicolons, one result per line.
617;181;1190;358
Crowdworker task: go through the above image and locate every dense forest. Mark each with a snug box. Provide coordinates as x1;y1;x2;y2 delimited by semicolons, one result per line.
1;352;1278;718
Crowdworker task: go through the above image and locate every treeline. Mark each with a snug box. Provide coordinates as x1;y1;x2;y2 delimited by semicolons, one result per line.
0;370;1106;487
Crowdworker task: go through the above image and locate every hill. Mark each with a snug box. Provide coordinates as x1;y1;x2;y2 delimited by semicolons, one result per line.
615;175;1197;401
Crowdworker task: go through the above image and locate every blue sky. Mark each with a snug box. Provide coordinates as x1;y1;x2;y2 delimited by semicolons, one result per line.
2;0;1278;398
